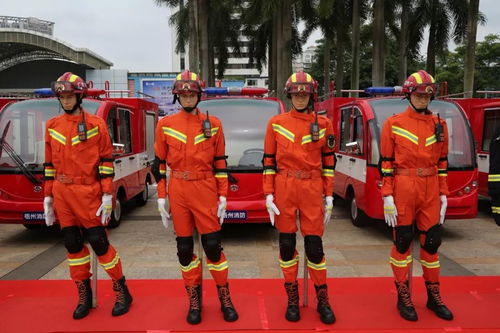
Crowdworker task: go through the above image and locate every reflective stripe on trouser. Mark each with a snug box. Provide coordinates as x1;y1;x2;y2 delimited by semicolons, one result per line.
279;251;299;283
67;246;91;281
207;252;229;286
98;245;123;281
307;257;327;286
180;255;202;286
390;174;441;282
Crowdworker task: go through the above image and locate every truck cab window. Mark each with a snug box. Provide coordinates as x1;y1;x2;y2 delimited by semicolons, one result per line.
340;107;351;152
482;108;500;152
106;107;132;154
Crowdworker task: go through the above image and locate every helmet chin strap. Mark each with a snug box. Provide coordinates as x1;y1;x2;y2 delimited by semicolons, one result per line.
409;100;428;113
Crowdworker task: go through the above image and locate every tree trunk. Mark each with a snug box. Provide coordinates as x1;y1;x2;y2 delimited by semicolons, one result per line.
425;0;437;76
276;1;286;104
372;0;385;86
335;36;344;97
398;0;409;85
350;0;360;96
323;38;331;98
188;0;199;72
270;12;278;95
197;0;210;83
464;0;480;98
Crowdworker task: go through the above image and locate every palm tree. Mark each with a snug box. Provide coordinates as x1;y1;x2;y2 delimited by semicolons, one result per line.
372;0;385;86
463;0;481;97
155;0;198;71
417;0;468;76
242;0;301;102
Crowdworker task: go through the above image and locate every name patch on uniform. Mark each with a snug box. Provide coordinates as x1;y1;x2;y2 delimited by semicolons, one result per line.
327;135;335;149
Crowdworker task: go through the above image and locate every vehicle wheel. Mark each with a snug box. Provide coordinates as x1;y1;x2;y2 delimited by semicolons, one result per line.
23;223;42;230
349;192;370;227
108;195;123;229
135;182;149;206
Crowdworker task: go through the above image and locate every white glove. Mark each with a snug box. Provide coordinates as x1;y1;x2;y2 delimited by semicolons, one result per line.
265;194;280;226
383;195;398;227
96;194;113;225
43;196;55;226
439;195;447;224
323;196;334;225
217;196;227;225
157;198;171;229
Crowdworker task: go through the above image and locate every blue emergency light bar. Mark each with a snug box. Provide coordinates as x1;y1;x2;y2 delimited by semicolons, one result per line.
32;88;105;97
33;88;55;97
204;87;268;96
364;86;403;95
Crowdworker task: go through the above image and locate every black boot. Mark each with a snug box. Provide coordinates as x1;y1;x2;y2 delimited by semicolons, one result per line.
315;284;336;324
112;276;133;316
494;214;500;226
73;279;92;319
185;285;202;324
395;280;418;321
284;281;300;322
217;283;239;322
425;281;454;320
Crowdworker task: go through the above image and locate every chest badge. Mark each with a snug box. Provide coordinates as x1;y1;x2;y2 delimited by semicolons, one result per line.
327;134;335;149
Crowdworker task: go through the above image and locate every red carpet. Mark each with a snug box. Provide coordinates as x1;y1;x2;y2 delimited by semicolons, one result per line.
0;276;499;333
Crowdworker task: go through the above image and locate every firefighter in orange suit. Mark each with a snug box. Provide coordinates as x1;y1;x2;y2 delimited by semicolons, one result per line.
380;70;453;321
154;70;238;325
263;71;336;324
43;72;132;319
488;126;500;226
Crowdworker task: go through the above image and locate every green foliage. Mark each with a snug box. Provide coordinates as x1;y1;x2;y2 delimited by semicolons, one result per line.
436;34;500;95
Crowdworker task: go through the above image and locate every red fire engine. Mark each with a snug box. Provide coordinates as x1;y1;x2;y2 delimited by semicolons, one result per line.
316;89;478;226
198;87;286;223
0;89;159;229
450;97;500;197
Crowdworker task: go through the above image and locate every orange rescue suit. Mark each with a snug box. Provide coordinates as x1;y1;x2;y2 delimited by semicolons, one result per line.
44;110;122;281
263;109;335;285
380;106;449;283
154;109;229;286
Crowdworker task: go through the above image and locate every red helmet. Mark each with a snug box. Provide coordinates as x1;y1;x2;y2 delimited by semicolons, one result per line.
51;72;87;96
402;70;437;96
172;70;204;94
284;71;318;97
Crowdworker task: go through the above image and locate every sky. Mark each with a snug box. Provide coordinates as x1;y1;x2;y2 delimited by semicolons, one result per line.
2;0;500;72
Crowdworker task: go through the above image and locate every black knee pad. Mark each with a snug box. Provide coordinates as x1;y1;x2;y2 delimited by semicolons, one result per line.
85;226;109;256
394;225;414;254
201;231;222;262
62;226;84;254
422;224;442;254
304;235;324;264
176;236;194;266
279;232;296;261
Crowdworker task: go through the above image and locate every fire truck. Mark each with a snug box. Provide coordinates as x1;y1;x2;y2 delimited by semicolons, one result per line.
198;87;286;223
316;89;478;226
0;89;159;229
450;97;500;197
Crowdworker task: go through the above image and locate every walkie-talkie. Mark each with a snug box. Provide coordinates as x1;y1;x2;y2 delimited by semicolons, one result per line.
435;114;444;142
311;111;320;141
78;112;87;141
203;111;212;138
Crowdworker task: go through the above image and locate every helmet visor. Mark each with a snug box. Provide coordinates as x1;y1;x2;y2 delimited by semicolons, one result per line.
287;83;314;95
410;83;437;95
51;81;83;95
173;80;201;94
